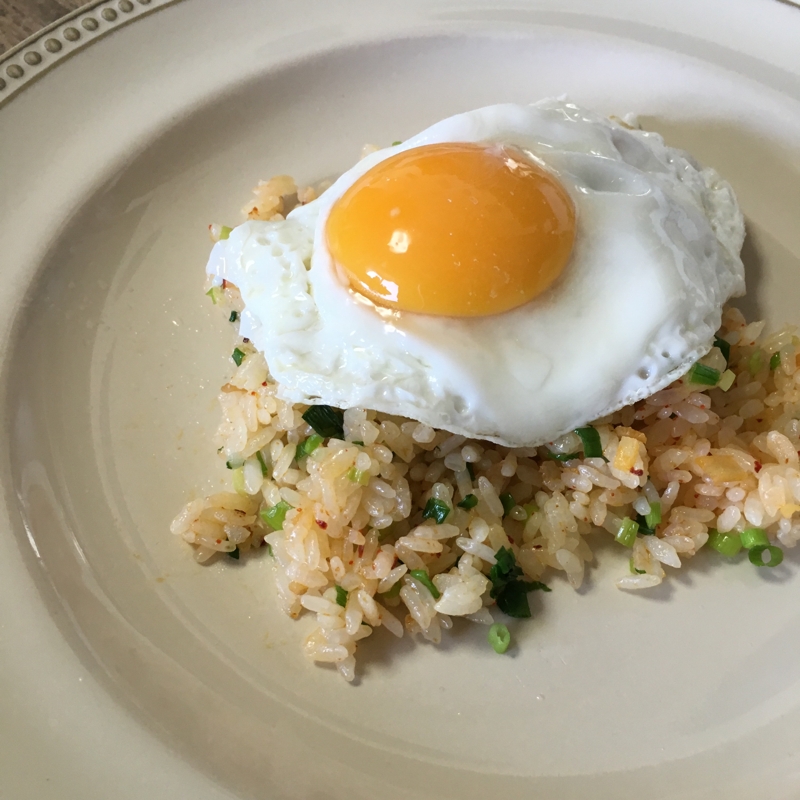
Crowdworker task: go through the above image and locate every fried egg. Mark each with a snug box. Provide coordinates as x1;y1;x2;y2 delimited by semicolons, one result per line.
207;99;745;447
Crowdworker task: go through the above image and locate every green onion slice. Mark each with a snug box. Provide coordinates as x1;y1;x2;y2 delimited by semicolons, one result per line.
302;405;345;439
707;529;742;557
499;493;515;516
713;337;731;365
629;557;646;574
687;362;720;386
255;450;269;477
457;494;478;510
346;466;370;485
523;502;538;518
740;527;769;549
391;140;402;146
770;352;781;370
335;585;348;607
260;500;292;531
422;497;450;524
574;426;604;458
219;225;233;240
229;310;239;323
466;463;475;480
645;500;662;529
231;347;246;367
226;455;245;470
228;546;240;560
615;517;639;547
296;433;324;461
749;544;783;567
635;514;656;535
489;546;550;618
488;623;511;654
205;286;223;304
409;569;441;599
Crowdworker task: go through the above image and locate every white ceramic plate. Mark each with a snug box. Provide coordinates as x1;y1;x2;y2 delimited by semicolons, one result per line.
2;1;800;798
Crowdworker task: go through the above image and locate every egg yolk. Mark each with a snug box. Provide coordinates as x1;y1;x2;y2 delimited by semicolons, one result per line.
325;142;576;317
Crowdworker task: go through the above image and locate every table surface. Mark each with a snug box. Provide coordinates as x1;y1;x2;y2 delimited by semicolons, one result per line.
0;0;86;54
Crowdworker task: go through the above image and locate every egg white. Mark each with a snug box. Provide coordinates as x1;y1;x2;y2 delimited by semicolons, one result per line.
207;99;745;447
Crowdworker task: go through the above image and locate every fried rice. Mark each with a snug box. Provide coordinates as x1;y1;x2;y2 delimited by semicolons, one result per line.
172;175;800;682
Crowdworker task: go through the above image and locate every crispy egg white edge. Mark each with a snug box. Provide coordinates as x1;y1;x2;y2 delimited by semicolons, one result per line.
209;99;745;447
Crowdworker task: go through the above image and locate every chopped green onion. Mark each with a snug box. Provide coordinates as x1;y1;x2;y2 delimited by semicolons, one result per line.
231;347;246;367
205;286;223;304
228;546;240;560
687;362;720;386
346;466;370;485
707;529;742;557
296;433;323;460
391;140;402;146
574;426;604;458
302;405;345;438
226;455;245;470
645;501;662;529
422;497;450;524
466;463;475;480
615;517;639;547
229;310;239;323
457;494;478;510
488;546;550;618
770;352;781;370
629;557;646;574
545;450;581;462
219;225;233;240
260;500;292;531
335;585;348;607
409;569;441;599
488;623;511;654
718;369;736;391
714;337;731;365
380;580;402;599
265;542;273;557
231;467;245;495
523;502;538;518
500;493;515;516
740;527;769;549
635;514;655;536
748;350;765;375
749;544;783;567
352;440;365;446
255;450;269;477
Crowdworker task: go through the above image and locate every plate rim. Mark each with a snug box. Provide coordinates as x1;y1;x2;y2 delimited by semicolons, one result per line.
0;0;182;108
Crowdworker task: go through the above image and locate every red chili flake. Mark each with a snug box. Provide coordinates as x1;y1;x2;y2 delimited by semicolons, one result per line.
221;279;228;289
316;519;328;529
631;468;644;476
755;461;763;473
215;539;222;544
348;560;354;565
262;381;268;386
357;545;364;557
